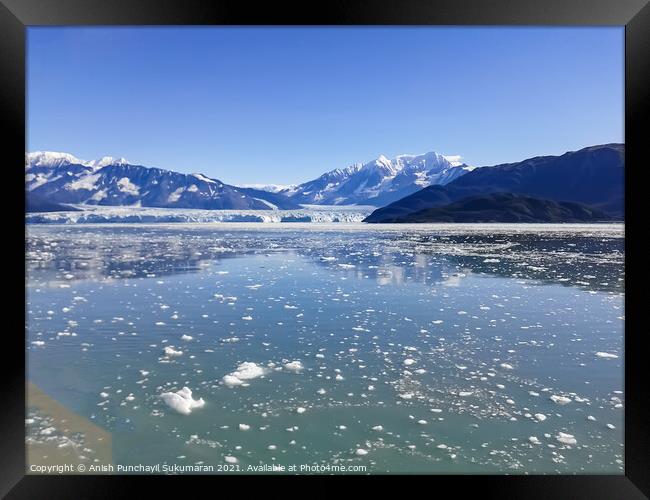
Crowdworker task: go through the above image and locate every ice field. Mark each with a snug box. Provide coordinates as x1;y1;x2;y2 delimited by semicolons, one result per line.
26;223;624;473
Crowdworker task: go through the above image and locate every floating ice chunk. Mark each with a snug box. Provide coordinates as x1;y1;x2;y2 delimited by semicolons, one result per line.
181;335;193;341
556;432;577;445
534;413;547;422
99;392;109;398
160;387;205;415
436;444;448;449
223;362;268;387
317;388;326;395
372;425;383;431
335;374;344;381
529;436;541;445
242;316;253;321
500;363;514;370
164;346;183;357
417;419;428;425
595;352;618;359
268;445;277;451
296;407;306;414
225;456;238;464
355;448;368;456
239;424;251;431
587;415;596;421
221;376;244;388
458;391;473;397
31;341;45;346
403;358;416;366
606;423;616;429
550;395;571;405
284;360;304;372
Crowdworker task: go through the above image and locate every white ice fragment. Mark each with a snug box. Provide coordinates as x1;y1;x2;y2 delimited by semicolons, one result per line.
556;432;577;445
550;395;571;405
284;360;304;372
160;387;205;415
164;346;183;357
223;362;267;387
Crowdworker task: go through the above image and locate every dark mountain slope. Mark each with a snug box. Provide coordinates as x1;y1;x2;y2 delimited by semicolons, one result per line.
365;144;624;223
381;193;612;223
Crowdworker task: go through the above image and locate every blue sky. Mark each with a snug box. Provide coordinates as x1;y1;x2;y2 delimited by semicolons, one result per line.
27;27;623;185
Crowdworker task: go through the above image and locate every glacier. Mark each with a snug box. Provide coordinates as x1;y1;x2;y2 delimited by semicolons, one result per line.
25;204;375;224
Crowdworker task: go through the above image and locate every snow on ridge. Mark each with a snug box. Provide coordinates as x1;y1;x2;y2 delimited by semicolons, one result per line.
89;156;129;169
193;173;218;184
442;155;464;167
26;151;88;168
117;177;140;195
26;151;131;170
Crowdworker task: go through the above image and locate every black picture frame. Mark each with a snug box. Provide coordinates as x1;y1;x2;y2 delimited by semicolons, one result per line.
3;0;648;497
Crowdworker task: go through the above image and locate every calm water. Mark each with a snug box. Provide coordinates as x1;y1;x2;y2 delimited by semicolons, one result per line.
26;223;624;474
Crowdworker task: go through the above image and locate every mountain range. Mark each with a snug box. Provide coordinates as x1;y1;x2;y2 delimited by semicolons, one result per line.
364;144;624;223
25;152;301;210
25;144;624;223
277;152;472;206
25;149;469;211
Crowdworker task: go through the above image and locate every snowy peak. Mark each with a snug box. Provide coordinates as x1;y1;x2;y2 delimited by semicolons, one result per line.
89;156;129;169
26;151;87;169
26;151;130;170
284;149;471;206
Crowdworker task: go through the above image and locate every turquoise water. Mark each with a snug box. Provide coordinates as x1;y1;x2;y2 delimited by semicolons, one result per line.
26;224;624;474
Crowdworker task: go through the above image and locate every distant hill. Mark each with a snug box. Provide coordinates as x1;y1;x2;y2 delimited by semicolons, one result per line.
378;193;613;223
364;144;624;223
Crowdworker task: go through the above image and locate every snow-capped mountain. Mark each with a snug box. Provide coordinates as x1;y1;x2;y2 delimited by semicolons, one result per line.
279;151;473;206
25;148;471;212
25;152;300;210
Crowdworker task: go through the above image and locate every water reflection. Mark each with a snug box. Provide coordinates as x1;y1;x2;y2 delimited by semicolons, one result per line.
26;225;624;293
